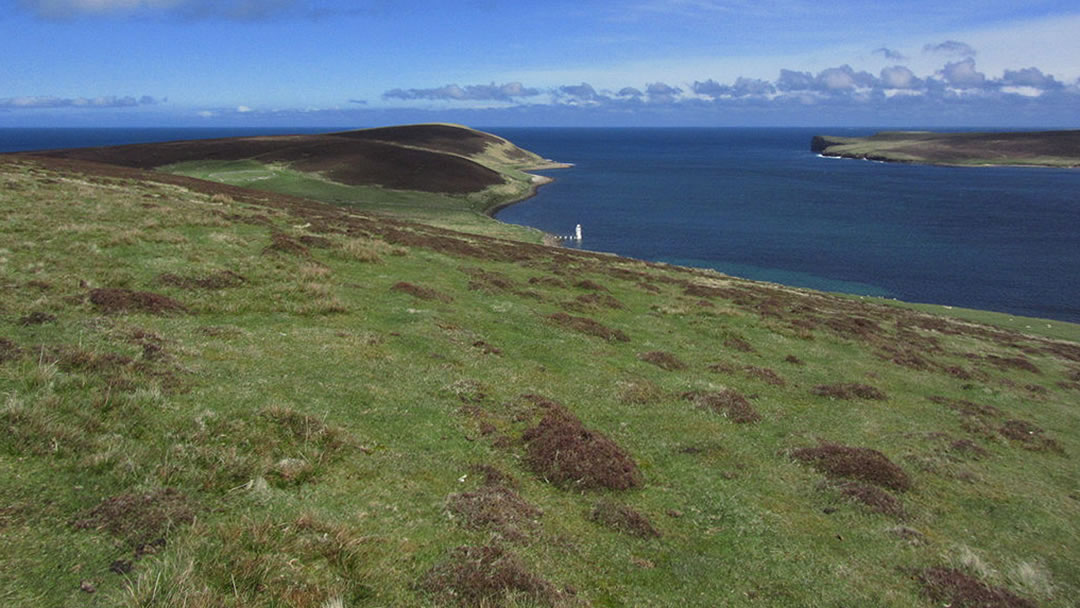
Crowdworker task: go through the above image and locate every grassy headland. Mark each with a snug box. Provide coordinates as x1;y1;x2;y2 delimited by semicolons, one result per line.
812;130;1080;168
2;129;1079;607
29;123;569;241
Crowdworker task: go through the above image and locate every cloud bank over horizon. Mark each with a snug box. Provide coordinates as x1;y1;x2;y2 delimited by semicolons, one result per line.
362;50;1078;126
5;1;1080;127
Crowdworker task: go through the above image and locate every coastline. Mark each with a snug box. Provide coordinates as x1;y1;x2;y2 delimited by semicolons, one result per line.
481;160;572;218
812;130;1080;169
818;150;1080;169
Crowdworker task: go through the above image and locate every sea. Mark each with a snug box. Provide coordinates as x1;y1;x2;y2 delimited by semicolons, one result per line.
3;126;1079;323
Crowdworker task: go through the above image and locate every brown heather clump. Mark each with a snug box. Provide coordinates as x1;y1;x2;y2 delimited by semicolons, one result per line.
0;337;22;364
447;485;542;542
421;544;559;607
17;311;57;326
521;398;642;491
918;567;1037;608
811;383;887;400
589;500;661;538
546;312;630;342
89;288;188;315
832;481;905;518
390;281;453;303
682;390;761;423
790;443;912;492
637;350;688;371
574;279;609;291
263;231;310;256
71;488;195;546
998;419;1063;453
743;365;785;386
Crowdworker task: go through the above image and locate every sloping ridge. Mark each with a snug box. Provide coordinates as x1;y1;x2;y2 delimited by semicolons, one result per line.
330;123;525;159
24;124;512;194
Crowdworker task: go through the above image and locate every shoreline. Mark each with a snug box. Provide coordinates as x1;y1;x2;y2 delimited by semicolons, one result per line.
482;160;572;219
818;151;1080;169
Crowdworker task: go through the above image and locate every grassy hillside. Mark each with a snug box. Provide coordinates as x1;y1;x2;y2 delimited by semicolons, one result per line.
27;124;566;241
2;148;1079;607
812;130;1080;168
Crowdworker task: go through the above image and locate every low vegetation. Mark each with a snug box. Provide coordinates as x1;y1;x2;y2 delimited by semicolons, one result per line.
812;129;1080;167
2;128;1079;606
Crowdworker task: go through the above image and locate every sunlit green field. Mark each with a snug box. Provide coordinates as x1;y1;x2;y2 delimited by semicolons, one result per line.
2;156;1078;607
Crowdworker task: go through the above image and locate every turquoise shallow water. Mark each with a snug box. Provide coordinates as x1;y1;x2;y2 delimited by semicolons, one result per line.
489;127;1080;323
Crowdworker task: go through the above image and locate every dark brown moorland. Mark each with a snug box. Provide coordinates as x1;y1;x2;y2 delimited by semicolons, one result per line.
19;124;512;194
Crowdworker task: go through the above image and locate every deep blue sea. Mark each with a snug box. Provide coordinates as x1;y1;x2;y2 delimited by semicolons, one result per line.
488;128;1080;323
3;127;1078;322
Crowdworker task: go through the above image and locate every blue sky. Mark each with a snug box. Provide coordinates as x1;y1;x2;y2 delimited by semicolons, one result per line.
2;0;1079;127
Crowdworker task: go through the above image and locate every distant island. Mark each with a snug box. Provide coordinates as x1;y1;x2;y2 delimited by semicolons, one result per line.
811;129;1080;168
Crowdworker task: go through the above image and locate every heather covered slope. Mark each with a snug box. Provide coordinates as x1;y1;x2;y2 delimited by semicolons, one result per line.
812;130;1080;167
22;124;562;240
2;153;1079;607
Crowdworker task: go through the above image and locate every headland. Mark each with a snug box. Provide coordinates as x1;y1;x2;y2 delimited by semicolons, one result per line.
812;129;1080;168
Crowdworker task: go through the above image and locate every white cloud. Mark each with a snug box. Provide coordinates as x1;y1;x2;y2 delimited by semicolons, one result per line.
880;66;920;90
940;57;987;88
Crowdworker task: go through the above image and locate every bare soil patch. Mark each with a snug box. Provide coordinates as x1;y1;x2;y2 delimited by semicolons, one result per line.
421;544;560;607
89;288;187;316
546;312;629;342
589;500;661;538
918;567;1037;608
637;350;688;371
521;397;641;490
682;390;761;423
811;383;887;400
71;488;195;546
391;281;453;303
790;443;912;491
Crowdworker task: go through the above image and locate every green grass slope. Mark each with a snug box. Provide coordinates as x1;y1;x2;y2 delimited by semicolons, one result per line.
2;154;1079;607
812;130;1080;168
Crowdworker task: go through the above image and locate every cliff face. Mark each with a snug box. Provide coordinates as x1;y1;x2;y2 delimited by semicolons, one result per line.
810;135;849;153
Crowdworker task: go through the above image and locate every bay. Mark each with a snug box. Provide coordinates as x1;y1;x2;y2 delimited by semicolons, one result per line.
489;128;1080;323
3;126;1078;322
